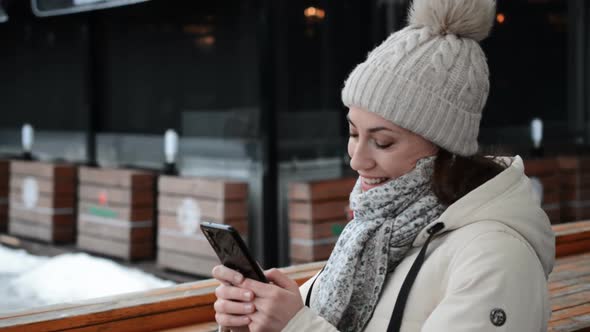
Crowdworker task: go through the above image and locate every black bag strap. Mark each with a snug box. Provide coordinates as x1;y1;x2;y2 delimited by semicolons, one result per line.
387;222;445;332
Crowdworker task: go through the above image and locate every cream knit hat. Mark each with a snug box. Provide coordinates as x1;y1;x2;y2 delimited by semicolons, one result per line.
342;0;496;156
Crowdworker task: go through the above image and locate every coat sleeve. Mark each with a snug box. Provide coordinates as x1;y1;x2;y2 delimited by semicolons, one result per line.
421;230;551;332
282;307;341;332
281;272;341;332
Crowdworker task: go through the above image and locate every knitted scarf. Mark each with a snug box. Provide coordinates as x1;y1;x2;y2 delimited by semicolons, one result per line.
310;157;446;331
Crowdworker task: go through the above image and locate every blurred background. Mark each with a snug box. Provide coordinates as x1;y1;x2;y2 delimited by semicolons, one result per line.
0;0;579;267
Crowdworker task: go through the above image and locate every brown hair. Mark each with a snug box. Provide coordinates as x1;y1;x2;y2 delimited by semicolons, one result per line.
432;149;507;206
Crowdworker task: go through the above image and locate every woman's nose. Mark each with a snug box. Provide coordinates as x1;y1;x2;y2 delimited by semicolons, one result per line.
349;143;375;171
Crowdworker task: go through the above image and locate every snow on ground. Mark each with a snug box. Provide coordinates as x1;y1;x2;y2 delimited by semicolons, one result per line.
0;245;46;274
0;245;175;315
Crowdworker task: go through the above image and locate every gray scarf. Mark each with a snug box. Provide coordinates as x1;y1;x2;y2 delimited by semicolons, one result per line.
310;157;446;331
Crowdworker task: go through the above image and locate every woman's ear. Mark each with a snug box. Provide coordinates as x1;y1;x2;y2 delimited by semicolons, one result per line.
418;141;439;160
429;144;440;156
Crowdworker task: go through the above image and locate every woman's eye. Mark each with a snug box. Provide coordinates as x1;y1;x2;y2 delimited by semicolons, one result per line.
349;133;358;138
375;141;393;149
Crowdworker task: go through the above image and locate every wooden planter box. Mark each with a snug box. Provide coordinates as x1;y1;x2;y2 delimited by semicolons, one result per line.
0;160;10;233
77;167;155;261
523;158;561;224
288;177;356;263
8;161;76;243
157;176;249;277
557;157;590;223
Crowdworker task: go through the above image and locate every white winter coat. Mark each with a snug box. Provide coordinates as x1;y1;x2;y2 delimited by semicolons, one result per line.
283;156;555;331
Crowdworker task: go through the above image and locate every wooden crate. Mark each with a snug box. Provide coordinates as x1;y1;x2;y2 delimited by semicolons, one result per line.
77;167;155;261
558;157;590;222
288;177;356;263
523;158;561;224
0;160;9;233
7;161;76;243
157;176;249;277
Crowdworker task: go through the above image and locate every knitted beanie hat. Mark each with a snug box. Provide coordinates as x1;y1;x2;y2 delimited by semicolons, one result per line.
342;0;496;156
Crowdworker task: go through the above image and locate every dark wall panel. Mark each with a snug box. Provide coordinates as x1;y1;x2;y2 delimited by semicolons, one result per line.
97;0;260;134
0;2;89;131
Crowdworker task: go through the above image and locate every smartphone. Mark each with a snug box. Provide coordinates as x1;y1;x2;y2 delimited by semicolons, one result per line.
200;221;268;283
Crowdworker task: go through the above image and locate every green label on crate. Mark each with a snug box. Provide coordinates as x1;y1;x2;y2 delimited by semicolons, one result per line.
88;206;118;219
331;224;344;236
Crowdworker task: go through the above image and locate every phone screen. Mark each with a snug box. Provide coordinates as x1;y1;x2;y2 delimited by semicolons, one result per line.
201;223;267;282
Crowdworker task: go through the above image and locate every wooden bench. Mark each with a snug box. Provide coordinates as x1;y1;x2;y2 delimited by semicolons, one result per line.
553;220;590;258
2;222;590;332
548;252;590;332
549;221;590;332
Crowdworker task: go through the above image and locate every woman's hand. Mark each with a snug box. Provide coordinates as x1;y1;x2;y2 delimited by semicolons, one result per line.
212;265;254;331
241;268;304;332
212;266;304;332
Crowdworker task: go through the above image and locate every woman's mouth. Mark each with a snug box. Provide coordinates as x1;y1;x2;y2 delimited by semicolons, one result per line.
361;177;390;191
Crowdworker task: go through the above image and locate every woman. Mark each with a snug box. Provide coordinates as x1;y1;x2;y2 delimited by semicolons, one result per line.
212;0;556;330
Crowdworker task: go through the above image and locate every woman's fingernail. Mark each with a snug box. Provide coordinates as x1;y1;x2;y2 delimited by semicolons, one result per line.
244;304;253;312
243;291;252;300
234;274;243;283
242;316;250;323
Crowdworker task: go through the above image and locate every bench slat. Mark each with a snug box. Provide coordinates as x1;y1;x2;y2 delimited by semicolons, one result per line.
549;249;590;332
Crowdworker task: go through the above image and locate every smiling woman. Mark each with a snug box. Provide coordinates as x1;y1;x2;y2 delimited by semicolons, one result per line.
211;0;556;331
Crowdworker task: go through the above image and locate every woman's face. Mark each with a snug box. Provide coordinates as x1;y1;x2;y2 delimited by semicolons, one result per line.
347;107;439;192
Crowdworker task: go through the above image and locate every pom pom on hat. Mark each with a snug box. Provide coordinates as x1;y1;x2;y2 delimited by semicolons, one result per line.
408;0;496;42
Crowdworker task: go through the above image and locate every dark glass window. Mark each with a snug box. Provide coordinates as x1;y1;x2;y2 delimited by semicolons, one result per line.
275;0;373;160
0;3;89;131
481;0;567;128
283;0;371;113
97;0;260;135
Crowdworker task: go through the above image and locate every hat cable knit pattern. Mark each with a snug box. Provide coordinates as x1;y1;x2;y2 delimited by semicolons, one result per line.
342;0;496;156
